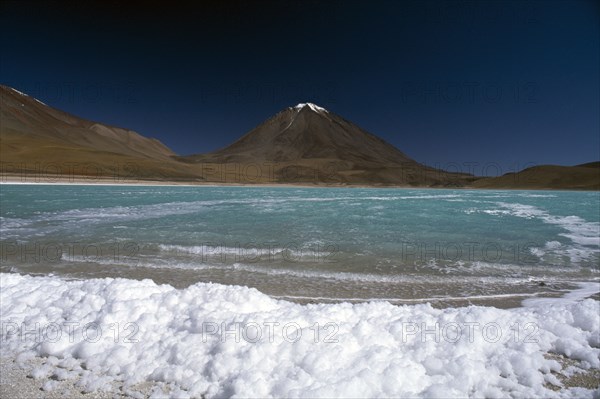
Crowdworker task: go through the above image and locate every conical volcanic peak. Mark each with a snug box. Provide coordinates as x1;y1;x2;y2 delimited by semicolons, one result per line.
186;102;419;167
182;102;476;185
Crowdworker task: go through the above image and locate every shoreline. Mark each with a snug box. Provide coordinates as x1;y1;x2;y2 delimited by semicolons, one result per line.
3;269;598;309
0;355;157;399
2;268;599;309
1;175;598;191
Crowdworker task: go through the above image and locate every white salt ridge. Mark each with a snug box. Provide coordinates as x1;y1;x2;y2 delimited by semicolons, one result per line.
516;194;558;198
523;282;600;307
467;202;600;264
495;202;600;248
0;200;227;238
63;252;588;286
273;291;546;305
1;273;599;398
530;241;563;257
0;194;467;239
158;243;329;262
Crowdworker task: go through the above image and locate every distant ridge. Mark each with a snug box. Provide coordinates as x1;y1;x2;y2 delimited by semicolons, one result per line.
576;162;600;168
1;85;597;189
0;84;198;180
471;164;600;190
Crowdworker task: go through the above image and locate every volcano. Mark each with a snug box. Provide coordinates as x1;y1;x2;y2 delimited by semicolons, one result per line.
182;103;472;185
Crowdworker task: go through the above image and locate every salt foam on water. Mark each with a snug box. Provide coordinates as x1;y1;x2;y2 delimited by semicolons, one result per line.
1;273;599;398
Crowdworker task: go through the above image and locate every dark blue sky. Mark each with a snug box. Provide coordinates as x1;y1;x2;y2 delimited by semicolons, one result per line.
1;0;598;175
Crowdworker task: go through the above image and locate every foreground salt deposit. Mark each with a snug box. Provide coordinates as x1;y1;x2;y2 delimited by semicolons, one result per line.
1;273;598;398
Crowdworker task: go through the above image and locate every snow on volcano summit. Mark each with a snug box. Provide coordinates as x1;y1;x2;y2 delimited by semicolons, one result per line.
293;102;328;113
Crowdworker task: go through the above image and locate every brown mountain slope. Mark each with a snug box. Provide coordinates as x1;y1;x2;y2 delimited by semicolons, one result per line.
0;85;199;180
2;86;595;188
470;164;600;190
576;161;600;169
182;103;473;185
197;103;414;164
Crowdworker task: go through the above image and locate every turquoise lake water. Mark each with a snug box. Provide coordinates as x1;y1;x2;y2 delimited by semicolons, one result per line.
1;185;598;305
